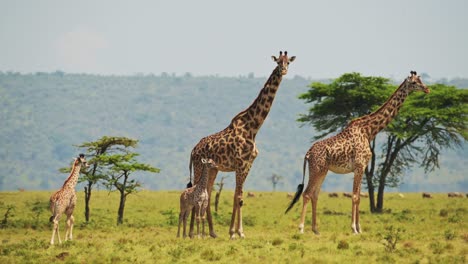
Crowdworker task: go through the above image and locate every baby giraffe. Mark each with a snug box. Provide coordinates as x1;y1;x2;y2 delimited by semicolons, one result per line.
49;154;88;245
177;158;217;238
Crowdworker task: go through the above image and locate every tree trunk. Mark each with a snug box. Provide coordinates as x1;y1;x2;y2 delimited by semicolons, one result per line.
84;182;92;222
117;191;126;225
376;172;387;213
366;175;377;213
214;182;224;212
365;139;377;213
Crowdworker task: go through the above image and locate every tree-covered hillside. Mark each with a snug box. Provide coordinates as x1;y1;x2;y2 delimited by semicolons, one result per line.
0;72;466;192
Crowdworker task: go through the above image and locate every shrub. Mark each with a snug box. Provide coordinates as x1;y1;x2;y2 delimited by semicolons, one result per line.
439;209;448;217
381;225;405;252
272;238;283;246
444;229;456;240
201;249;221;261
337;240;349;250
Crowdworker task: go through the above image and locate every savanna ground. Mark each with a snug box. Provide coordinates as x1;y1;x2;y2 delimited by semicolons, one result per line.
0;190;466;263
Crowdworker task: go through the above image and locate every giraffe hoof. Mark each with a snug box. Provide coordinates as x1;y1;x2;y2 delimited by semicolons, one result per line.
210;232;217;238
313;230;320;235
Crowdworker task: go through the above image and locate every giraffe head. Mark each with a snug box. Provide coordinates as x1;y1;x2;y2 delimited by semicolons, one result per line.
405;71;430;94
201;158;217;169
75;153;89;168
271;51;296;75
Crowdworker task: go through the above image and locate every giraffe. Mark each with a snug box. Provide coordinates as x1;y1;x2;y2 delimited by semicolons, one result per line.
177;158;217;238
49;154;88;245
188;51;296;239
286;71;430;234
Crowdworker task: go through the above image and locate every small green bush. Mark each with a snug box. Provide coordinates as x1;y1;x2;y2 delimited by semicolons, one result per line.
337;240;349;250
444;229;456;240
439;209;448;217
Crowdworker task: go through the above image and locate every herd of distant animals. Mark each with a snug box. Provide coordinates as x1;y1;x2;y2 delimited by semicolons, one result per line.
47;50;461;245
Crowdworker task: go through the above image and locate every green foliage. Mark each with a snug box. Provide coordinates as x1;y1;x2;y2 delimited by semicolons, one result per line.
0;204;14;229
298;72;393;139
337;240;350;250
160;209;177;226
444;229;456;240
380;225;405;252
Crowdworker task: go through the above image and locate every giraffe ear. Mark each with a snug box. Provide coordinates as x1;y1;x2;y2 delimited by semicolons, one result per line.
271;56;278;62
289;56;296;62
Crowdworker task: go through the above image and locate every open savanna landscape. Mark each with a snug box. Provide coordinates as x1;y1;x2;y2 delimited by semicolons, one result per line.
0;190;466;263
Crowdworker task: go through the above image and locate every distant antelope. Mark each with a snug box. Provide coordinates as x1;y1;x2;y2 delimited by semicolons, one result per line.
422;192;433;198
247;192;256;198
342;192;352;198
287;193;294;199
448;192;463;198
328;193;339;198
360;192;369;198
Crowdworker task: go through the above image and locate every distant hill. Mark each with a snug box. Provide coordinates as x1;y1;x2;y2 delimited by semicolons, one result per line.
0;72;466;192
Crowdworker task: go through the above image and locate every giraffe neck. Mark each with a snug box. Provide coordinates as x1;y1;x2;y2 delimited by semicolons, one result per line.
230;67;283;137
62;162;81;189
195;165;210;191
362;81;411;140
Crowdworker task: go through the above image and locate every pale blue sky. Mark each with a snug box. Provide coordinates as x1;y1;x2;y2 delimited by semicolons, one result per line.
1;0;467;79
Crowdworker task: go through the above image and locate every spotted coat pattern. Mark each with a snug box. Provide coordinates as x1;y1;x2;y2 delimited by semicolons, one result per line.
189;52;296;239
49;155;87;245
296;72;429;234
178;158;217;238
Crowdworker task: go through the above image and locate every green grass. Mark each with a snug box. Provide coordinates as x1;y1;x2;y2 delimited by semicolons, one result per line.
0;191;466;263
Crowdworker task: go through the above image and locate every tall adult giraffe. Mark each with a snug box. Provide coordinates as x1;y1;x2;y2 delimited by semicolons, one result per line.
49;154;88;244
189;51;296;239
286;71;430;234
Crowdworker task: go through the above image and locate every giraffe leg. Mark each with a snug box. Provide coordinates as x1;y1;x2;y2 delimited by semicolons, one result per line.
351;168;364;234
232;169;249;239
298;193;310;234
50;216;60;245
177;212;183;238
65;215;71;241
69;215;74;240
229;190;239;239
196;206;202;238
206;169;218;238
182;211;188;238
188;208;195;238
311;177;326;235
201;203;208;238
235;190;244;238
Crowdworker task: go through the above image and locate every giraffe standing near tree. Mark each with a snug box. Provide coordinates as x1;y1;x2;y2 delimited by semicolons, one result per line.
286;71;430;234
189;51;296;239
49;154;88;245
178;158;217;238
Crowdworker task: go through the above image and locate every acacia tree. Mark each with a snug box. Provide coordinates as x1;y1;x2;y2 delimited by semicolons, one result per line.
270;174;283;191
97;151;160;225
76;136;138;222
298;73;467;212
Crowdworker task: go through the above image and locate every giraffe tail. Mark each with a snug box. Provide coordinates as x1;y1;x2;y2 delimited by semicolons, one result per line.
285;156;307;214
187;152;193;188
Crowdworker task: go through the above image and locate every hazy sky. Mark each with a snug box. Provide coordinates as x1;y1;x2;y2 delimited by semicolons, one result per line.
1;0;467;79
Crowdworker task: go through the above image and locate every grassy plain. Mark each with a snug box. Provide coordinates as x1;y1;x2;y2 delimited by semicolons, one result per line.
0;190;466;263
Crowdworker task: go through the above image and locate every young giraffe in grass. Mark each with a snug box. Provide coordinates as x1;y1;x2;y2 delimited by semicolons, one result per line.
178;158;217;238
189;51;295;239
286;71;430;234
49;154;88;244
